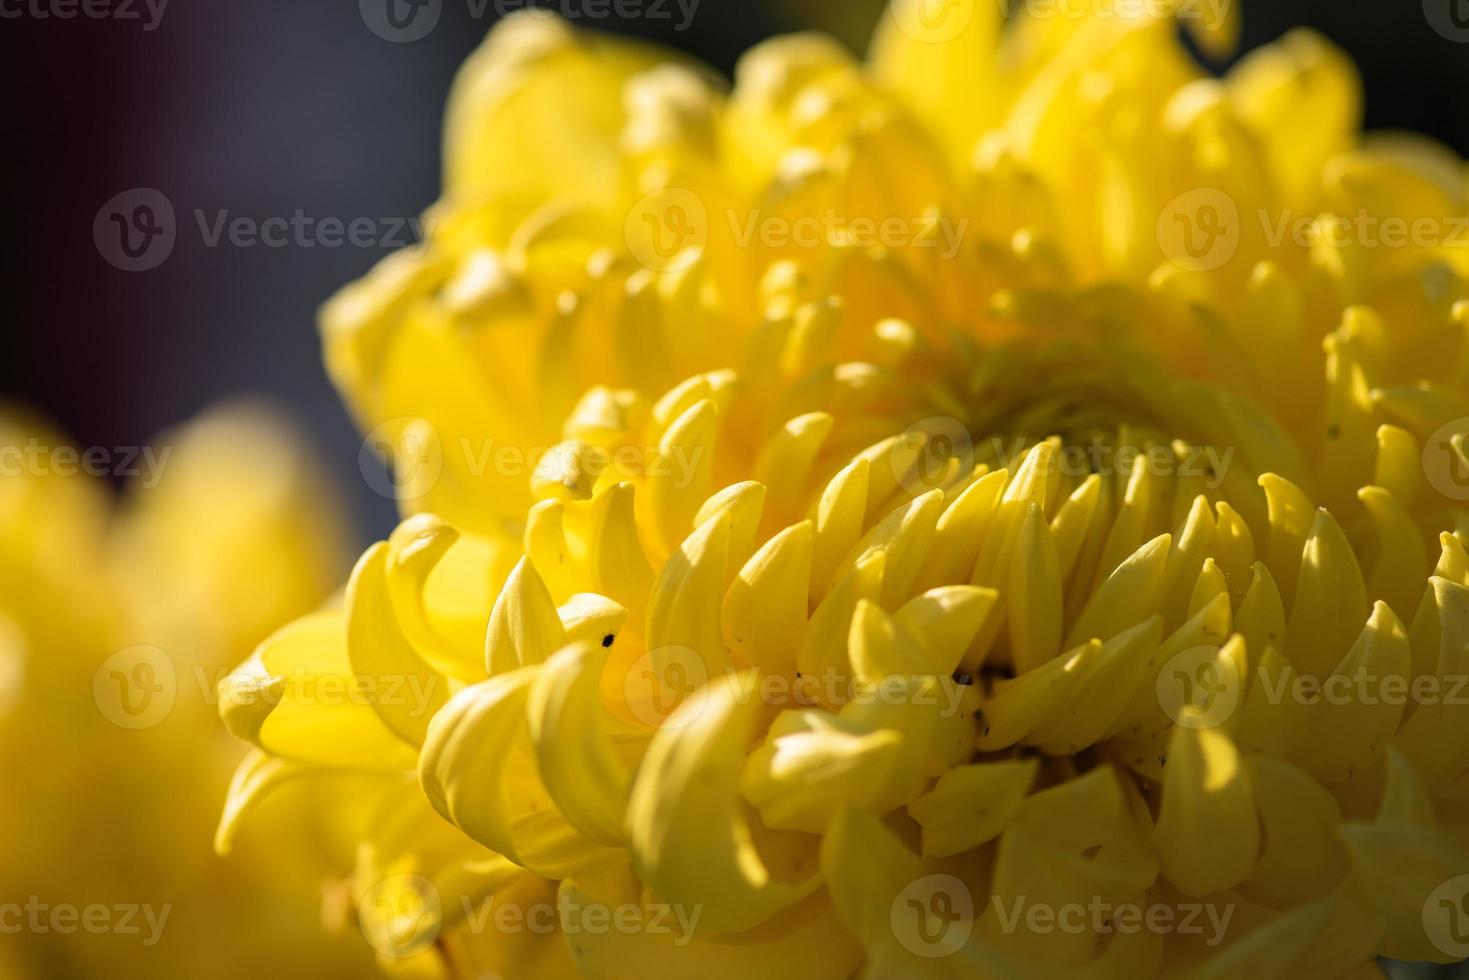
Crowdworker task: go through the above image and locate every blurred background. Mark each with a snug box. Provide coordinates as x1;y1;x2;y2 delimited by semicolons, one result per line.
4;0;1469;549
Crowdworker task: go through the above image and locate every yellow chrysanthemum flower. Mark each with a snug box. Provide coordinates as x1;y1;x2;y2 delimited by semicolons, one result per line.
0;403;373;978
221;4;1469;977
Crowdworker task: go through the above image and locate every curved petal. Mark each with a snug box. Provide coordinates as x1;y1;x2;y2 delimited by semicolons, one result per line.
626;670;821;936
419;667;628;879
218;611;418;771
346;542;451;746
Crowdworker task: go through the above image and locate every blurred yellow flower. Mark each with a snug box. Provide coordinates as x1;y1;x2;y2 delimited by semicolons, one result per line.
0;402;372;978
222;3;1469;977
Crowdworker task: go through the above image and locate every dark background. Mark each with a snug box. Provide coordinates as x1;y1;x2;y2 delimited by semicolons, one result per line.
4;0;1469;547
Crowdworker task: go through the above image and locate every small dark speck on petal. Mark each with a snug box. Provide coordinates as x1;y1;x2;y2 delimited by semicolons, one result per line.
602;634;615;648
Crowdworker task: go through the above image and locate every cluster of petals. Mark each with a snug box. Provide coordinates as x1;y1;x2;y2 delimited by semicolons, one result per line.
219;3;1469;977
